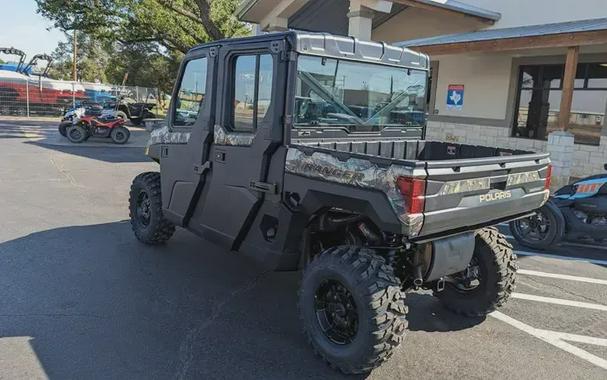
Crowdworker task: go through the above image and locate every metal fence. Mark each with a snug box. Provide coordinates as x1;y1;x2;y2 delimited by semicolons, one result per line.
0;76;160;117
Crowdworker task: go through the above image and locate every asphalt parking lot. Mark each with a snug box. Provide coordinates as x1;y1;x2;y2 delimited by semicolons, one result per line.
0;118;606;379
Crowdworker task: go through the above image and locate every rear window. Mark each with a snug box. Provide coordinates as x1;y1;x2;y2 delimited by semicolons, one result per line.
295;55;427;133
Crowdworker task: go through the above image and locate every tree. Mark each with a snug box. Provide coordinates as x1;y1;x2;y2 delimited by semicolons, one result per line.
105;44;183;93
48;30;181;94
36;0;250;54
48;32;110;82
37;1;250;93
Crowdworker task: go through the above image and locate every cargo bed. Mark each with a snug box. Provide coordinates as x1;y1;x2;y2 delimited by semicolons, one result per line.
289;139;551;239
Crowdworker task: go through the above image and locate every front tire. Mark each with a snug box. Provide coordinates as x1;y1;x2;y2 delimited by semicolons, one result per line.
66;124;87;143
58;122;69;137
435;228;517;317
129;172;175;244
299;246;407;374
110;126;130;144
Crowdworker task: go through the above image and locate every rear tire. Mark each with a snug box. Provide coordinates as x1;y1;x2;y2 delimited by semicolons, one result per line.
66;124;87;143
434;228;517;317
110;126;130;144
299;246;407;374
129;172;175;244
509;202;564;250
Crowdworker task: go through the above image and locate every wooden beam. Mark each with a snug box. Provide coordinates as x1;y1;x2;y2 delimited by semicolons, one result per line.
410;30;607;55
391;0;495;24
558;46;579;131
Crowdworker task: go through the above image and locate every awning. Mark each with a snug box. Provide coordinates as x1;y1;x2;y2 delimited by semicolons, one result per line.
398;18;607;55
237;0;501;25
399;0;500;22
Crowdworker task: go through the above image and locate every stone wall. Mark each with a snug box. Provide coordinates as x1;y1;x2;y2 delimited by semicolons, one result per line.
426;120;607;180
572;137;607;178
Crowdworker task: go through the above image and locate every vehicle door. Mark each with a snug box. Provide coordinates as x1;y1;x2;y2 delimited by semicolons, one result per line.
161;47;217;224
189;40;286;250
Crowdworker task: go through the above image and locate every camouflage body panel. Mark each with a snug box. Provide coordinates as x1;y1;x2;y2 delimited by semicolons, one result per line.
147;125;191;147
213;125;255;146
285;146;424;236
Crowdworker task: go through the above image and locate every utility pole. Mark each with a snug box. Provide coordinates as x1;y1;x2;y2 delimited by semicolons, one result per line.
72;29;77;81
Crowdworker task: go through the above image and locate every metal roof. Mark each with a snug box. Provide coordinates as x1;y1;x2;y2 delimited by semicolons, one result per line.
189;31;430;70
398;18;607;48
237;0;501;23
411;0;500;22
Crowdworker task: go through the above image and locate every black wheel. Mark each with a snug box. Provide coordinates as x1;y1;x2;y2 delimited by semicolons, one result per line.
509;202;564;250
434;228;517;317
299;246;407;374
66;124;87;143
58;122;69;137
116;110;128;120
110;126;130;144
129;172;175;244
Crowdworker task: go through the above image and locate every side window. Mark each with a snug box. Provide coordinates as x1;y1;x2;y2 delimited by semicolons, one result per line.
173;57;207;127
232;54;274;132
233;55;256;131
257;55;273;123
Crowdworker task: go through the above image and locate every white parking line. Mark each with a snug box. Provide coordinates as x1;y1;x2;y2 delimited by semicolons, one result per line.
516;250;607;266
491;311;607;370
555;331;607;347
518;269;607;285
511;293;607;311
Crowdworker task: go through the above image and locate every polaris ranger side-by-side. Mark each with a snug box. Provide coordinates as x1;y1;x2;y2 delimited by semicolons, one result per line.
129;32;551;374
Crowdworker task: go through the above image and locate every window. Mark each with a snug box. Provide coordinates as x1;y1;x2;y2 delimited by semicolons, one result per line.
173;57;207;127
232;54;274;131
514;63;607;145
294;55;427;133
587;63;607;89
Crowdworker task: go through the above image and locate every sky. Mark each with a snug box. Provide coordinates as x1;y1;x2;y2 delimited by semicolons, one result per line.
0;1;64;61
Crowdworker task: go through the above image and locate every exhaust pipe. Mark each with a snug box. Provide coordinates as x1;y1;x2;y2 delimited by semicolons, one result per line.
413;265;424;287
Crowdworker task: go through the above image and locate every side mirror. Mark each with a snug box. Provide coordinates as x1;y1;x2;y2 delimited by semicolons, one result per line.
604;163;607;171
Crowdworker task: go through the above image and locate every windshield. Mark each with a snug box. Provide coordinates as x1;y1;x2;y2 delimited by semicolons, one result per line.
294;55;427;132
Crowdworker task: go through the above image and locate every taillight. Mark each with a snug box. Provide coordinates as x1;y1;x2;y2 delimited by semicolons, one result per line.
544;165;553;190
396;177;426;214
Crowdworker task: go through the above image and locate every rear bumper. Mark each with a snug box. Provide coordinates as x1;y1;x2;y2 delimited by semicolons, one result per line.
417;189;549;239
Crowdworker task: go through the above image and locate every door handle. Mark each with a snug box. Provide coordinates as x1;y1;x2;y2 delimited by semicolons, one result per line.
215;151;226;162
249;181;277;194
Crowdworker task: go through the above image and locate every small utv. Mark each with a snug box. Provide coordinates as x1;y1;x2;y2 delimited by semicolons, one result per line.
128;32;550;374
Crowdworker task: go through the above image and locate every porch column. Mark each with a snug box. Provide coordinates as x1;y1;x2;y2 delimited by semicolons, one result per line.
548;46;579;189
347;0;392;40
558;46;579;131
259;0;309;32
265;17;288;32
347;7;374;40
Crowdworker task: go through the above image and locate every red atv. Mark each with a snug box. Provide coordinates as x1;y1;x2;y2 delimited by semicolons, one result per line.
66;115;130;144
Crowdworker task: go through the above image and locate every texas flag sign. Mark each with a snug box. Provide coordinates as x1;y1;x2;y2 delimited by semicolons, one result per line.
446;84;464;110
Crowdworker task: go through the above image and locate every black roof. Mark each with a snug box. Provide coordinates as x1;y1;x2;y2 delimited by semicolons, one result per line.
190;31;429;70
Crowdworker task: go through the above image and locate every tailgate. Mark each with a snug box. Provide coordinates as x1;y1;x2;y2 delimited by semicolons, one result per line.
418;153;551;238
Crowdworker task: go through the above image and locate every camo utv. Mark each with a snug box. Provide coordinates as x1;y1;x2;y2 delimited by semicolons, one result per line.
129;32;550;374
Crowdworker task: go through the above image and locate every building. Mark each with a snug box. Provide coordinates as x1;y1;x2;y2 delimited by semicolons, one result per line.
237;0;607;186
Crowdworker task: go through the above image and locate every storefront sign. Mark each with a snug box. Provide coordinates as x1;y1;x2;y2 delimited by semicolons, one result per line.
446;84;464;110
